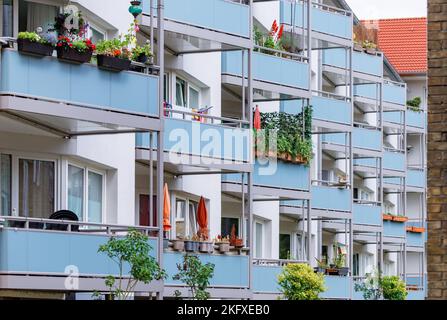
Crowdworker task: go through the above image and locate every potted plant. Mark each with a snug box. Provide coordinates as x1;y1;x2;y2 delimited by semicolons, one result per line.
314;258;327;274
17;31;54;57
184;235;200;252
392;215;408;223
199;237;214;253
353;40;364;52
172;237;185;251
132;42;152;64
56;36;95;64
383;213;394;221
214;235;230;253
96;38;132;72
363;40;377;55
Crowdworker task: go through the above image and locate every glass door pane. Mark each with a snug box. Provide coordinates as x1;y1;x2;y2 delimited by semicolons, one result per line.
255;222;263;258
175;199;186;238
19;159;55;218
188;200;198;237
188;87;199;109
88;171;103;223
0;154;11;215
279;234;291;260
68;165;84;220
2;0;13;37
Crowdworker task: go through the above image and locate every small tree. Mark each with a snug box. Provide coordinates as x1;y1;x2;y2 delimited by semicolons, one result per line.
173;254;215;300
381;276;408;300
354;271;383;300
98;229;166;300
277;263;326;300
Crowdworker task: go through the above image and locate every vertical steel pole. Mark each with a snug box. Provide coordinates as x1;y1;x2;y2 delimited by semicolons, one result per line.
156;0;165;300
307;200;312;264
242;49;246;121
150;0;154;57
149;132;154;227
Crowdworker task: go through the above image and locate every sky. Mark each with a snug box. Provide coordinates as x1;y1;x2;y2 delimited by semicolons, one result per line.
345;0;427;20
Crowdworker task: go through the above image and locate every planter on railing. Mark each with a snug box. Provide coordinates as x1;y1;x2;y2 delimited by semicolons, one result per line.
17;39;54;57
57;47;92;64
184;240;200;252
97;55;131;72
407;226;425;233
317;267;349;276
383;214;394;221
172;239;185;251
383;214;407;223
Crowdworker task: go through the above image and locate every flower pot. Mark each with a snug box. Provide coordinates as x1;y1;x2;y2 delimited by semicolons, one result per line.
366;48;376;55
326;268;339;276
314;267;326;274
172;240;185;251
199;242;214;253
230;238;244;248
392;216;408;223
57;47;92;64
135;53;148;64
217;242;230;253
184;240;199;252
97;55;131;72
17;39;53;57
338;267;349;276
383;214;394;221
353;44;364;52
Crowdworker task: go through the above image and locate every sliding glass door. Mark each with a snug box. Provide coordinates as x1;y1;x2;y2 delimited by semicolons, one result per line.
0;154;11;215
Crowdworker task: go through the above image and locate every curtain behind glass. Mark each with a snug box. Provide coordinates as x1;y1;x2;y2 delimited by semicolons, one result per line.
88;171;103;223
188;201;198;237
2;0;13;37
176;78;186;107
19;159;55;218
68;165;84;220
0;154;11;215
25;1;57;33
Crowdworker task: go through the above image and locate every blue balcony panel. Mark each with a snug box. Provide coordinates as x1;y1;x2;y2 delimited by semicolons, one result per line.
280;2;352;39
383;111;404;124
280;100;303;115
407;231;424;247
223;160;310;191
321;276;351;299
1;50;159;117
164;252;249;288
0;229;157;275
407;290;425;300
353;127;382;151
312;186;351;212
353;52;383;77
383;82;406;105
383;220;406;238
353;158;377;167
407;110;426;128
354;83;379;100
353;204;382;226
222;51;309;90
253;265;282;293
311;96;352;125
383;150;406;172
384;177;401;185
136;118;250;162
407;169;426;188
143;0;250;38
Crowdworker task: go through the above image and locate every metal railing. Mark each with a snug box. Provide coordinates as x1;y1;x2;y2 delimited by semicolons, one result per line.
253;258;307;266
312;90;351;102
311;1;352;17
253;45;309;63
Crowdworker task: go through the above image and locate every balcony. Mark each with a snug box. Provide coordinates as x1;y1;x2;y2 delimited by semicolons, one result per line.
383;111;404;125
352;204;382;226
0;49;160;134
383;220;406;238
221;50;310;98
311;94;352;127
164;251;249;288
383;81;406;107
311;186;351;212
0;217;161;292
406;231;424;247
383;150;406;172
353;127;382;152
222;160;310;197
407;168;426;189
322;49;383;78
320;275;351;300
280;1;353;41
354;83;380;101
407;110;426;129
136;115;250;164
253;264;282;293
141;0;251;50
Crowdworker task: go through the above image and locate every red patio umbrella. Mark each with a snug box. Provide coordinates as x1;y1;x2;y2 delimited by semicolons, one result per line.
163;183;171;232
254;105;261;130
197;196;209;240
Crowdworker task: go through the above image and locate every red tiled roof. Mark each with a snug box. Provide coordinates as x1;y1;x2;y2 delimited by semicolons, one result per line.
363;18;427;74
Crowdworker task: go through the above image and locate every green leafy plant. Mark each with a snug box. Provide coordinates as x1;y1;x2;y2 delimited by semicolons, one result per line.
277;263;326;300
18;32;51;45
253;20;285;56
407;97;422;112
173;254;215;300
97;229;166;300
354;271;382;300
96;38;130;59
381;276;408;300
131;42;153;61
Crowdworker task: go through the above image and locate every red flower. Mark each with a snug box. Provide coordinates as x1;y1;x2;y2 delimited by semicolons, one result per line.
271;20;278;33
277;24;284;40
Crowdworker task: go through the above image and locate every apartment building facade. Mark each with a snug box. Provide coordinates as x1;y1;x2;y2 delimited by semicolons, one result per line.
0;0;426;300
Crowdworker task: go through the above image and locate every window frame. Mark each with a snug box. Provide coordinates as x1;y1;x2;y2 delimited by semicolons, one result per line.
174;75;201;110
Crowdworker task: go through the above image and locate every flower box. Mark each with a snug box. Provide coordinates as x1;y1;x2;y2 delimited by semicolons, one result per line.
17;39;53;57
97;55;131;72
383;214;394;221
392;216;408;223
57;47;92;64
406;226;425;233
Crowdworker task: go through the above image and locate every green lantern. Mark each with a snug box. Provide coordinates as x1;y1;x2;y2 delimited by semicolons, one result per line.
129;1;143;18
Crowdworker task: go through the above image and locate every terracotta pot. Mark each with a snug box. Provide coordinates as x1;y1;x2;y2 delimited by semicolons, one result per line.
17;39;53;57
230;238;244;248
57;47;92;64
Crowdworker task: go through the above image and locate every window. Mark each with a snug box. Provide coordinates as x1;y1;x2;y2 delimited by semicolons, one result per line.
353;253;360;276
175;78;187;107
189;86;199;109
89;26;105;44
221;217;239;238
19;159;55;218
321;245;328;265
2;0;14;37
164;73;169;102
19;0;58;33
174;197;199;239
0;154;11;215
67;164;104;223
279;234;291;260
254;222;263;258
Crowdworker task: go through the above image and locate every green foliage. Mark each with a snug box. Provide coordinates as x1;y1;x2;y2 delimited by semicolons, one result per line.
407;97;422;112
277;263;326;300
256;106;313;164
131;42;153;60
98;229;166;300
354;271;382;300
18;32;50;45
96;38;130;59
173;254;215;300
381;276;408;300
253;25;284;55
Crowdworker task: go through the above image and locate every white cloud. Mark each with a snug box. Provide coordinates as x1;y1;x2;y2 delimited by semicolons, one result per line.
345;0;427;20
